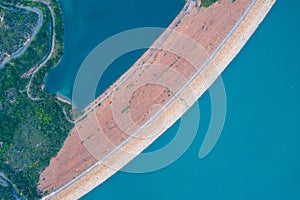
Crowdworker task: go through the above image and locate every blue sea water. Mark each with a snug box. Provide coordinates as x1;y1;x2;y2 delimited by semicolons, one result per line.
45;0;300;199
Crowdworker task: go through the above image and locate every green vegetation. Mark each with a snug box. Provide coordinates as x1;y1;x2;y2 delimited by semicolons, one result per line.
201;0;219;8
0;185;15;200
0;0;72;199
0;4;38;63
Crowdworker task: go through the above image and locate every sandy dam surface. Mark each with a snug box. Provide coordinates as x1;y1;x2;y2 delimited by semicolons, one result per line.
39;0;276;199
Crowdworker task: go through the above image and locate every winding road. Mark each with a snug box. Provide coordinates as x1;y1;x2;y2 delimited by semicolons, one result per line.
27;0;56;101
0;4;43;69
0;172;22;199
0;2;56;101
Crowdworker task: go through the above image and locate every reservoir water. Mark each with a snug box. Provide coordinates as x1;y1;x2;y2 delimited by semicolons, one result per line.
45;0;185;99
45;0;300;199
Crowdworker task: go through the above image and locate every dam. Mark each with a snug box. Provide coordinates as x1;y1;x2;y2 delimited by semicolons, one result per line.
39;0;276;199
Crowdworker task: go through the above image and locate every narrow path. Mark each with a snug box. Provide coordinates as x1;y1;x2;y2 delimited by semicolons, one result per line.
55;100;75;124
26;1;56;101
0;2;55;101
62;107;75;124
26;1;74;124
0;172;22;200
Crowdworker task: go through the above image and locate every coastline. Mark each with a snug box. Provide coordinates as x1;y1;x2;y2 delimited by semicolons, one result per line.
42;0;276;199
27;0;58;101
0;0;69;198
56;92;72;105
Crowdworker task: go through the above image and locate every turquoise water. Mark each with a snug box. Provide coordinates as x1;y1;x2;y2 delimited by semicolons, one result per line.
44;0;185;98
45;0;300;199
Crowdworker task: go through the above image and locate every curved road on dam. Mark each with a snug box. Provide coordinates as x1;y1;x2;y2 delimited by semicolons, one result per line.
45;0;258;199
0;4;43;69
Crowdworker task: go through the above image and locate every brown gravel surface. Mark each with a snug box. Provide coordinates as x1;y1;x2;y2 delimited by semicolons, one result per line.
39;0;275;199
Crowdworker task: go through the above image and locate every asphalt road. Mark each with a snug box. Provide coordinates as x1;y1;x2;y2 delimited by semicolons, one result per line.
0;4;43;69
